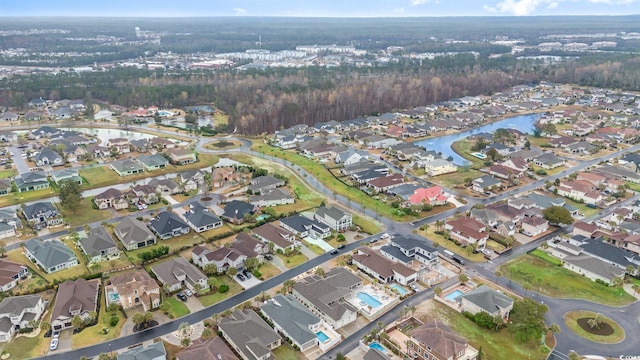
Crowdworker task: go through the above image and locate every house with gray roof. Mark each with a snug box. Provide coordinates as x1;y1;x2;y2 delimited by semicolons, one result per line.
364;349;391;360
563;253;625;285
184;203;222;233
151;257;208;293
179;170;204;192
221;200;256;225
15;171;49;193
24;238;78;274
176;336;238;360
33;148;63;167
138;154;170;171
0;295;45;342
79;226;120;263
218;309;282;360
0;179;11;196
383;236;439;267
147;178;181;194
458;286;514;320
149;211;190;240
51;168;82;186
409;319;478;360
533;152;565;169
292;267;361;329
279;214;331;239
50;278;100;330
117;342;167;360
249;188;295;207
110;159;144;177
249;175;285;195
114;217;157;251
22;202;62;228
315;206;352;232
471;175;502;193
335;149;370;166
260;294;341;352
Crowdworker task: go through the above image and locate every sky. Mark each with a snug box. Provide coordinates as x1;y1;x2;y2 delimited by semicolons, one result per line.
1;0;639;17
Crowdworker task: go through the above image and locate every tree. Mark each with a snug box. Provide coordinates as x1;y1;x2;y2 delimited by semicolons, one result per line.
542;206;573;225
226;267;237;277
539;345;551;358
458;273;469;284
588;313;607;329
336;353;346;360
204;264;218;276
568;351;580;360
244;257;259;271
132;311;153;330
0;240;6;257
548;323;561;334
315;267;326;277
434;286;443;297
178;322;191;338
632;284;640;296
40;321;50;333
71;315;84;329
282;279;296;294
522;282;532;297
201;327;213;339
59;181;83;215
508;298;548;342
181;338;191;348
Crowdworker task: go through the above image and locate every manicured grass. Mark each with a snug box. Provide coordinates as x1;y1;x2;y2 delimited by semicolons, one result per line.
529;248;562;266
0;187;57;208
164;297;191;318
198;225;235;241
432;301;539;360
3;331;50;359
301;240;325;255
257;262;281;279
58;198;112;227
86;254;134;275
451;140;485;170
0;169;16;179
212;112;229;127
353;214;383;235
277;253;308;269
198;276;243;307
435;168;484;190
563;310;625;344
417;227;486;262
626;181;640;193
79;166;122;188
126;233;206;264
6;247;90;284
565;198;600;217
500;254;635;306
486;239;506;253
272;345;307;360
72;298;126;348
529;163;566;176
250;143;413;221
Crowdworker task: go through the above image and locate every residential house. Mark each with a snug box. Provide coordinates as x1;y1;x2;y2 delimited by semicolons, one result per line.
31;125;59;138
444;217;489;249
521;216;549;237
335;149;369;166
114;216;157;251
221;200;256;225
22;202;62;228
192;245;247;273
382;236;439;267
24;239;78;274
563;254;625;285
367;174;404;193
33;148;63;167
0;259;28;292
138;154;169;171
252;223;296;252
149;137;176;149
249;188;295;207
149;211;190;240
556;180;602;206
130;139;149;153
533;153;564;169
471;175;502;193
127;185;159;205
292;268;361;329
565;141;598;155
261;294;340;352
212;167;239;188
79;226;121;263
458;286;514;320
105;270;160;311
184;203;222;233
51;168;82;186
148;178;181;195
352;247;417;285
218;309;282;360
165;148;197;165
315;206;352;232
231;232;269;259
249;175;286;195
0;179;11;196
279;214;331;239
180;170;204;192
573;221;598;238
117;342;166;360
15;171;49;193
151;257;209;293
107;138;131;154
93;188;129;210
409;319;479;360
408;186;448;206
50;278;100;330
110;159;144;177
364;349;391;360
86;145;110;159
176;336;239;360
488;164;522;180
0;295;45;342
424;159;458;176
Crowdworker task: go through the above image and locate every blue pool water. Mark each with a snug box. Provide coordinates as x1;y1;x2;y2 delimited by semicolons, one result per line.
369;341;387;353
357;292;382;308
390;283;408;296
445;289;464;301
256;214;270;222
316;331;330;343
108;292;120;302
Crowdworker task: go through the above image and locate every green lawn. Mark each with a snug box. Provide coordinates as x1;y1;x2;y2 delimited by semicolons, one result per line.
0;169;16;179
198;276;244;307
58;198;112;227
353;214;383;235
0;187;57;208
164;297;190;318
433;301;539;360
529;248;562;266
277;253;309;269
451;140;486;170
563;310;625;344
72;296;126;348
301;240;325;255
6;247;90;284
418;227;486;262
126;233;206;264
79;166;122;188
272;345;306;360
500;254;635;306
435;168;484;190
256;262;281;279
3;330;50;359
564;198;600;217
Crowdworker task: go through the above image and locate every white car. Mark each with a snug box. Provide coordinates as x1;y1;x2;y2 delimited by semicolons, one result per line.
184;289;193;297
380;233;390;239
50;338;59;351
410;284;420;292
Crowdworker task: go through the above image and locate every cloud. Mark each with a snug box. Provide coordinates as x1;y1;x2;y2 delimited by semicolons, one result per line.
393;7;406;13
410;0;431;5
587;0;635;3
484;0;563;15
233;7;247;16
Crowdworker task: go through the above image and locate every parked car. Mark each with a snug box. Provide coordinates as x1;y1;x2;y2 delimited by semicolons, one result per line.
380;233;390;239
237;273;245;281
410;284;420;292
264;254;273;261
329;249;339;255
243;270;252;279
177;292;187;301
184;289;193;297
337;244;345;250
50;338;59;351
52;330;60;339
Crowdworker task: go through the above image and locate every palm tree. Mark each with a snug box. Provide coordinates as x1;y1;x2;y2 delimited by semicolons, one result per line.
40;321;50;333
539;345;551;358
408;305;416;317
434;286;443;297
568;350;580;360
282;279;296;294
315;267;326;277
588;313;607;329
0;240;6;257
178;322;191;338
548;323;561;334
494;270;502;282
201;327;213;339
71;315;83;329
458;273;469;284
632;284;640;296
405;339;412;356
523;282;532;297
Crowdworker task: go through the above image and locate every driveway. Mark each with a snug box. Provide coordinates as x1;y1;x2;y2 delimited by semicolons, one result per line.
233;273;262;289
51;328;73;353
184;294;204;312
10;146;29;174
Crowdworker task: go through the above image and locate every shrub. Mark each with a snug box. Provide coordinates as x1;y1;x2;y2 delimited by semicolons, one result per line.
218;284;229;293
109;316;119;327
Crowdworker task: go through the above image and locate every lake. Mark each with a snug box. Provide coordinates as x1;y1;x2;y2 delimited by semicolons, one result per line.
415;113;541;165
67;127;156;145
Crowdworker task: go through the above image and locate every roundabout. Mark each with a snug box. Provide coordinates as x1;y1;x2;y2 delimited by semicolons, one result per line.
563;310;625;344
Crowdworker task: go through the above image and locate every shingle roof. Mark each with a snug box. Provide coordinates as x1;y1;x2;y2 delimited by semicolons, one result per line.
218;309;280;360
117;341;166;360
79;226;118;257
410;319;469;359
0;295;41;318
459;286;513;314
114;217;156;246
260;294;320;346
149;211;189;236
24;239;76;269
151;257;206;288
51;279;99;322
185;203;221;228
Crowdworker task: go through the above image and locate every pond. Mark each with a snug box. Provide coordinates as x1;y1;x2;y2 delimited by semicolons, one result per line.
162;116;212;129
66;127;156;146
415;113;541;165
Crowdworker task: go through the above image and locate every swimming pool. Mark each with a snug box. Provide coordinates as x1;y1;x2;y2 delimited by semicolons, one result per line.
471;152;487;159
357;292;382;308
444;289;464;301
390;283;408;296
369;341;387;353
256;214;270;222
316;331;330;343
108;292;120;302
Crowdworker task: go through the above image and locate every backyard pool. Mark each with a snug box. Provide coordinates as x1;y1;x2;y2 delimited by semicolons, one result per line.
256;214;270;222
357;292;382;308
444;289;464;301
471;152;487;159
369;341;387;353
316;331;330;343
108;292;120;303
390;283;408;296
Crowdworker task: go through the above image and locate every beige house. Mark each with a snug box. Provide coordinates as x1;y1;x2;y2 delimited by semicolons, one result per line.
105;270;161;312
50;279;100;331
409;319;478;360
424;159;458;176
458;286;513;320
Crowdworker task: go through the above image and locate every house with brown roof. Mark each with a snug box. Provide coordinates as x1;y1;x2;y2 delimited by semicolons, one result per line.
93;188;129;210
50;278;100;330
501;157;528;173
0;259;28;292
573;221;598;238
192;245;247;273
367;174;404;193
107;138;130;154
212;167;239;188
521;216;549;237
409;319;478;360
252;223;296;252
352;247;417;285
488;164;522;180
557;180;602;206
176;336;239;360
105;270;160;312
231;232;268;259
444;217;488;249
165;148;197;165
149;137;176;149
151;257;208;293
218;309;281;360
